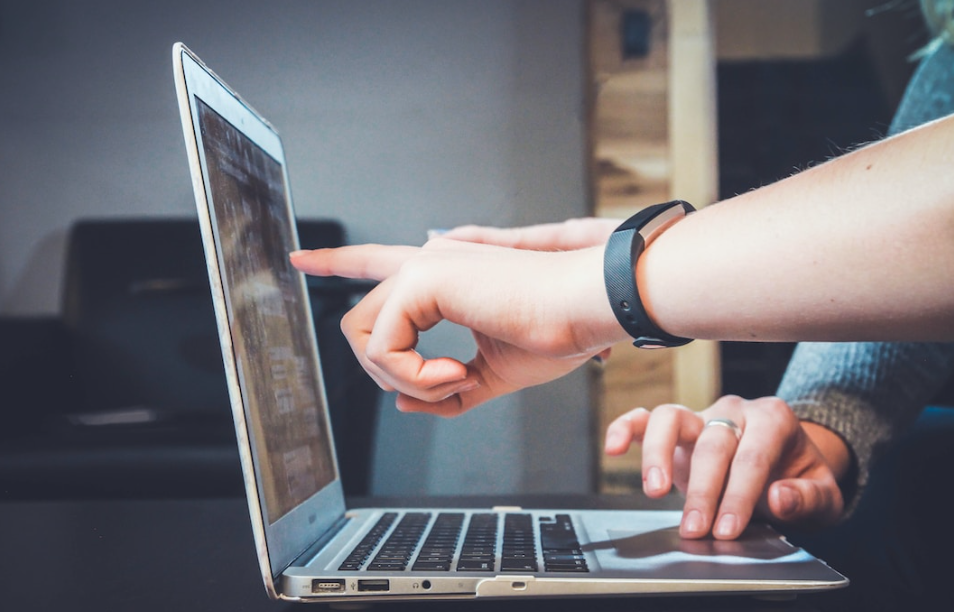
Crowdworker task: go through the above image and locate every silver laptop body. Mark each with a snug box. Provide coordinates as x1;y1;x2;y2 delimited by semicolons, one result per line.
172;42;848;603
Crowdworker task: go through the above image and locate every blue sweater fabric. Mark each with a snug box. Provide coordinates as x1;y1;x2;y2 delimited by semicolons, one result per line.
776;42;954;510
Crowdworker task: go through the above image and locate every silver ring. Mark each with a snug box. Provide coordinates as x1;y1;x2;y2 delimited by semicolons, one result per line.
704;418;742;441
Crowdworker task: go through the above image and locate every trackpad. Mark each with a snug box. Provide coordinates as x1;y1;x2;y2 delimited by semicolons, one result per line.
586;525;814;578
608;526;794;561
577;511;835;581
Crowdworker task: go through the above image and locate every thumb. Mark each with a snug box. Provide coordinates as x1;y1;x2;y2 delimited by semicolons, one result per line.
767;478;844;526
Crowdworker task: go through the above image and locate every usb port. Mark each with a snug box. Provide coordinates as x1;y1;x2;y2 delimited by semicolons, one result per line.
312;579;346;594
357;579;390;592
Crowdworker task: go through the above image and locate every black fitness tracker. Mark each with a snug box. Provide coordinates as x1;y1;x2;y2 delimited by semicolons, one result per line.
603;200;695;349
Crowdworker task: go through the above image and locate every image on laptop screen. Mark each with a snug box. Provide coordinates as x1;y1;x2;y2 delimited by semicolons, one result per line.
196;98;335;523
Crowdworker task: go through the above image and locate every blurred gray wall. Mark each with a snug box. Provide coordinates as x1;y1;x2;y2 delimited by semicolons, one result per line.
0;0;593;495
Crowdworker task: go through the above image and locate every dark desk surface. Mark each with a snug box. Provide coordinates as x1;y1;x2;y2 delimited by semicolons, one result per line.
0;494;826;612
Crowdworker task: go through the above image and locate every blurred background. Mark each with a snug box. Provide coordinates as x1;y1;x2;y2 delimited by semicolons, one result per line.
0;0;928;499
0;0;593;498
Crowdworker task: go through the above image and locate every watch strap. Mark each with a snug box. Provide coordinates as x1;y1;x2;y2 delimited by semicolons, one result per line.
603;200;695;348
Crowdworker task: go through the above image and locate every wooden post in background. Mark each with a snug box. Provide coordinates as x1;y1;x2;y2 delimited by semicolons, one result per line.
587;0;719;493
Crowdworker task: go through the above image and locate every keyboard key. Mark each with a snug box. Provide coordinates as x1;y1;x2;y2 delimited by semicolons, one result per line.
367;512;431;572
501;559;538;572
411;512;463;572
457;559;494;571
338;512;398;571
501;514;538;572
539;514;588;573
456;513;499;572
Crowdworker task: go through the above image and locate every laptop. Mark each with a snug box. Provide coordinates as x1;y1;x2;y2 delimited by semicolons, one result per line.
172;42;848;603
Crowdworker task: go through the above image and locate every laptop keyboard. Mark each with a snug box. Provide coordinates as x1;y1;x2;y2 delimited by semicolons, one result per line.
339;511;588;574
338;511;398;571
413;512;464;571
540;514;589;572
366;512;431;571
501;513;537;572
456;513;497;571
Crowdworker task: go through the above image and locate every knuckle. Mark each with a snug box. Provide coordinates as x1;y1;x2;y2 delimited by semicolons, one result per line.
759;397;800;434
339;311;356;333
623;407;650;423
758;395;792;417
364;342;388;366
421;237;454;253
339;315;363;346
719;394;743;405
653;403;690;417
397;255;430;281
710;395;743;412
420;239;440;252
374;379;395;393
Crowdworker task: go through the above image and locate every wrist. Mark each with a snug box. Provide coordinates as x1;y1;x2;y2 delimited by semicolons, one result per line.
564;246;632;353
801;421;852;482
605;201;695;348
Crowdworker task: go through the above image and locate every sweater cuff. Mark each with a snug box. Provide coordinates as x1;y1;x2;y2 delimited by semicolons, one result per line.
788;394;884;518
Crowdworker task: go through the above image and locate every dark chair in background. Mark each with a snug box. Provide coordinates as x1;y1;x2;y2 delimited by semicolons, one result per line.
0;218;378;499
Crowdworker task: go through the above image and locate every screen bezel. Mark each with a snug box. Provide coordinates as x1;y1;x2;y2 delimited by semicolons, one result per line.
173;42;345;595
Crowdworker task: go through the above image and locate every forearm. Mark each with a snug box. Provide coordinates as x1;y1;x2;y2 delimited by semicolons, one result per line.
638;113;954;343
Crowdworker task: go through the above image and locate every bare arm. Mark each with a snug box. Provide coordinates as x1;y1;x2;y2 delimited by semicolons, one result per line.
639;113;954;344
291;113;954;414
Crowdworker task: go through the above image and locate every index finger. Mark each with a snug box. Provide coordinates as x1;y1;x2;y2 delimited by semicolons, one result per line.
443;218;619;251
289;245;420;280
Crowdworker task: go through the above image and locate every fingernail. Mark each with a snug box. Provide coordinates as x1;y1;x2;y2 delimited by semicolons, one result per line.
775;485;800;517
644;466;664;494
288;250;310;258
683;509;704;534
715;514;738;538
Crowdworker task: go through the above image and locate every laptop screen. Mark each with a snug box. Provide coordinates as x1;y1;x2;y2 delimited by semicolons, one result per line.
196;98;336;524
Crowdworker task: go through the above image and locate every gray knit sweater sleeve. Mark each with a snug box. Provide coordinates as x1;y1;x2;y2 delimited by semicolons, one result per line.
777;343;954;505
777;42;954;509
